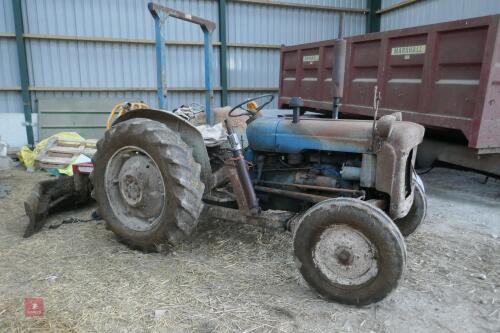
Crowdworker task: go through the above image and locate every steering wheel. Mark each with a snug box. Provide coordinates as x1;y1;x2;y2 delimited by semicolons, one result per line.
228;94;275;117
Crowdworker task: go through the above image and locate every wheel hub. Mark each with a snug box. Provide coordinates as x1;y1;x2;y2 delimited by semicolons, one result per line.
335;247;354;266
120;174;143;206
313;225;378;286
105;147;166;231
118;155;161;208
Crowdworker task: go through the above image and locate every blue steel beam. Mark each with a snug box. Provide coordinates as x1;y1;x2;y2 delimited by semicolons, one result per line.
218;0;229;106
152;12;168;109
203;29;215;125
148;2;216;125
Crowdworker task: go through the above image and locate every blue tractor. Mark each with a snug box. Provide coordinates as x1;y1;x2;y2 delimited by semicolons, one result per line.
91;3;427;306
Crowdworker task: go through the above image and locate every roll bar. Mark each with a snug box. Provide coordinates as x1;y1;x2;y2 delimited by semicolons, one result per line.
148;2;216;125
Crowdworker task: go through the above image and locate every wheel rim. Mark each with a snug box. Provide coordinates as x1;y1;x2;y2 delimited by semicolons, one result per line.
105;146;166;231
313;225;378;286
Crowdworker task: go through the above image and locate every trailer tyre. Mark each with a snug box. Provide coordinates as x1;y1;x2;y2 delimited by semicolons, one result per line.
395;180;427;237
91;118;205;251
293;198;406;306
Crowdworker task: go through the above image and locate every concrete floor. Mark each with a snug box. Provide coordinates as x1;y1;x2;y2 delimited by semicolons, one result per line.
0;167;499;332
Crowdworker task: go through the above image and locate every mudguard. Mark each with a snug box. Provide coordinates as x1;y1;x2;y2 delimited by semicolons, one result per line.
113;108;213;189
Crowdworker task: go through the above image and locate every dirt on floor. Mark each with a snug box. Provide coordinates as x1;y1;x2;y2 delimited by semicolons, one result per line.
0;166;499;333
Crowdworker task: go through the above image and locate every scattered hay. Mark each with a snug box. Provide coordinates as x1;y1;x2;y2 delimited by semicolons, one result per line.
0;168;499;332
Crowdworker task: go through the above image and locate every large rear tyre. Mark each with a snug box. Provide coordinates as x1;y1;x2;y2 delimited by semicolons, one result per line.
293;198;406;306
395;179;427;237
91;118;205;251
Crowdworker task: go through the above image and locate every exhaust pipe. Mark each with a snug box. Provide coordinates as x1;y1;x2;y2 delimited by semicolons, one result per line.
332;13;346;119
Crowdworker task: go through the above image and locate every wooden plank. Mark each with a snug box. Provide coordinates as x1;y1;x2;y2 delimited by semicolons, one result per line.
48;146;84;154
84;139;97;146
83;148;97;156
37;156;71;164
37;162;68;169
35;135;97;169
34;137;57;164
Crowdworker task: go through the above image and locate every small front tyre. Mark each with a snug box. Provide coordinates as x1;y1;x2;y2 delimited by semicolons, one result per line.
395;177;427;237
293;198;406;306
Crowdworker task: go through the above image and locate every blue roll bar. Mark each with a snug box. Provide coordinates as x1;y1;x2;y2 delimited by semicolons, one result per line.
148;2;216;125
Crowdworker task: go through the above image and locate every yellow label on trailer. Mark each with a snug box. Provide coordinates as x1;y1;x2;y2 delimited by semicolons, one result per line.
391;45;426;56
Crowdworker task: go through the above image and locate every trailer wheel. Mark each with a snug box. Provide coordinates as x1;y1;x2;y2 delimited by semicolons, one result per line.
395;179;427;237
293;198;406;306
91;118;205;251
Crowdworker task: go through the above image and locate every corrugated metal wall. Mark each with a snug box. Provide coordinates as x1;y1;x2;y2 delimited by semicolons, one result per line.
0;0;367;146
0;0;21;118
226;0;366;106
23;0;221;110
381;0;500;31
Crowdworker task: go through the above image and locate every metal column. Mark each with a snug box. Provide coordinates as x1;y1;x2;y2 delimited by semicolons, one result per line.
367;0;381;33
12;0;34;147
218;0;229;106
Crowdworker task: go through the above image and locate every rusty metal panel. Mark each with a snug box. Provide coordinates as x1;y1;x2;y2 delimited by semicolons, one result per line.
280;40;339;110
279;15;500;150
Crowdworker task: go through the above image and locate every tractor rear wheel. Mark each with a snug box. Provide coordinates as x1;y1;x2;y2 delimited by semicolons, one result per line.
91;118;205;251
395;179;427;237
293;198;406;306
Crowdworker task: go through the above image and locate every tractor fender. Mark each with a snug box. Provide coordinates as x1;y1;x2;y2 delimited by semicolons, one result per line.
112;108;212;189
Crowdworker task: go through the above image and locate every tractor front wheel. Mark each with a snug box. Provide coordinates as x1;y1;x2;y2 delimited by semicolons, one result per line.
91;118;205;251
395;179;427;237
293;198;406;306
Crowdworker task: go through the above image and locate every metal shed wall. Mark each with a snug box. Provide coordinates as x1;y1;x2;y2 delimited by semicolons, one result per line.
23;0;222;111
226;0;367;107
381;0;500;31
0;0;20;110
0;0;367;147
